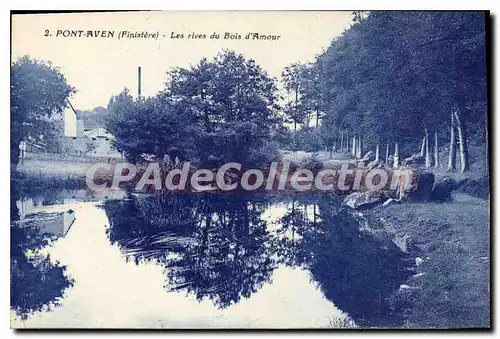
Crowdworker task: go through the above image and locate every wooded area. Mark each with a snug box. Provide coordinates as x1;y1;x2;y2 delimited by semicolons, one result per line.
278;11;488;173
106;51;281;168
11;12;488;176
105;12;488;174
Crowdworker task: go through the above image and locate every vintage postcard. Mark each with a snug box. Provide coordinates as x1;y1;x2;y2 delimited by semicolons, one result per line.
10;10;490;329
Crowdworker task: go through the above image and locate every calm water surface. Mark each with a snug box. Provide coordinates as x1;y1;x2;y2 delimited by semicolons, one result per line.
11;189;412;328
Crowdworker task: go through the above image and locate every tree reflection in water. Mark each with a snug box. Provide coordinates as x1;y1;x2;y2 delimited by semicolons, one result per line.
278;195;413;328
104;194;276;309
104;193;412;326
10;189;74;320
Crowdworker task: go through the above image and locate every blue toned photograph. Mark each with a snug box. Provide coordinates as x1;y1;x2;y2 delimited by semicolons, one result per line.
10;11;490;329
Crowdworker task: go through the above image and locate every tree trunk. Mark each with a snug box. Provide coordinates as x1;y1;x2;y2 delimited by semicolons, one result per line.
425;129;432;168
434;131;439;168
352;135;357;158
356;135;360;158
355;135;359;158
295;86;299;107
393;142;399;168
375;143;380;162
420;136;426;157
293;120;298;161
340;131;344;152
346;133;349;153
447;110;457;172
453;109;470;172
385;142;389;163
357;134;363;159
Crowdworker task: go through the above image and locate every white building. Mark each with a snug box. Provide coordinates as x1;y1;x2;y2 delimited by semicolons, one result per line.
64;106;77;137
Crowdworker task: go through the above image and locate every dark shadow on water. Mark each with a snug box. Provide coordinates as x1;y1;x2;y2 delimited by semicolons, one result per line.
10;188;74;320
10;184;413;327
297;197;412;328
103;193;413;327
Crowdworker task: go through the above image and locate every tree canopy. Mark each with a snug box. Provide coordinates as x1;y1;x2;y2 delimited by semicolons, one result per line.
107;12;488;172
281;11;487;163
107;50;281;167
11;56;75;164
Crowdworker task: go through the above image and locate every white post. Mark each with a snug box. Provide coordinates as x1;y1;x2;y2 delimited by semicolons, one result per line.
393;142;399;168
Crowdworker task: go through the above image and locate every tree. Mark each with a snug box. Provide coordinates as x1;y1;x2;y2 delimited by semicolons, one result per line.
106;89;141;162
281;63;308;131
281;62;327;153
447;111;457;171
314;11;486;165
454;110;471;172
106;50;281;168
106;89;197;163
76;106;108;128
11;56;75;165
166;50;281;168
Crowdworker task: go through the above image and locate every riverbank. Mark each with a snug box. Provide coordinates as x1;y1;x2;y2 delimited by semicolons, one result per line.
11;167;88;198
364;191;490;328
11;160;490;328
16;158;92;178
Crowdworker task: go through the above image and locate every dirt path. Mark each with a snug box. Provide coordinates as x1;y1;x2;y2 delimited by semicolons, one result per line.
280;150;354;168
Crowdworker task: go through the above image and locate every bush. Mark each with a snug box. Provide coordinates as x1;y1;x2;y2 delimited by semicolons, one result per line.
298;155;324;174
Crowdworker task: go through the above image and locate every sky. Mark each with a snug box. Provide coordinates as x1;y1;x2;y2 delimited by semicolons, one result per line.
12;11;352;111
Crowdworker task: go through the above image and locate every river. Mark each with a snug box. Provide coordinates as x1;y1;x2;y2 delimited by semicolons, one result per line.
11;189;412;329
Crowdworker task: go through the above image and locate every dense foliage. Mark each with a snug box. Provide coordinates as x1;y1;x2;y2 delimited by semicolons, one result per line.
106;50;281;167
282;11;487;169
76;106;108;128
11;56;75;164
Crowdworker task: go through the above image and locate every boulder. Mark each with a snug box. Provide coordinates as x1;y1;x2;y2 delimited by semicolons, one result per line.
415;257;427;267
343;190;387;210
398;170;434;202
382;198;400;207
431;176;457;201
393;234;411;253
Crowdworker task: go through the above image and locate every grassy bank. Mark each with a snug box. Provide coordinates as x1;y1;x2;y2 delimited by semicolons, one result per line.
16;159;92;178
11;169;87;198
367;192;490;328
